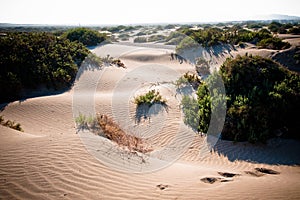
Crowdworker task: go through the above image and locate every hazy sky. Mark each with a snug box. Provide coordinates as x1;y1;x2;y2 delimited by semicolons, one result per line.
1;0;299;25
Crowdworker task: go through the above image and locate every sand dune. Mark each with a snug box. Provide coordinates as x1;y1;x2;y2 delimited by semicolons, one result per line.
1;43;300;199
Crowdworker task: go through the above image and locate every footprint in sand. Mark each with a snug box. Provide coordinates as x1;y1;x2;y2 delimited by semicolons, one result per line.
201;172;240;184
156;184;168;190
245;168;280;177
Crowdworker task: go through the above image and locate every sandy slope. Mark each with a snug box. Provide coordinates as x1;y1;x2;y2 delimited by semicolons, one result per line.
1;43;300;199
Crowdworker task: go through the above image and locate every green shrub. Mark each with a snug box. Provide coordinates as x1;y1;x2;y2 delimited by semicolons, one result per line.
165;32;185;45
176;36;199;53
219;55;300;142
147;35;166;42
0;32;89;103
181;95;200;132
134;37;147;43
61;27;107;46
118;33;130;41
257;37;291;50
185;55;300;142
175;72;201;89
288;27;300;34
134;90;167;106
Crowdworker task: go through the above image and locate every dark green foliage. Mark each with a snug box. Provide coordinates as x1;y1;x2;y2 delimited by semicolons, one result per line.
220;55;300;142
175;72;201;90
176;36;199;53
165;32;186;45
147;35;166;42
184;55;300;142
118;33;130;41
196;82;212;133
181;72;226;134
175;26;290;52
181;95;200;132
135;31;147;36
0;115;23;132
257;37;291;50
134;90;167;106
0;32;89;103
247;23;264;30
288;26;300;34
268;21;282;33
61;27;107;46
134;37;147;43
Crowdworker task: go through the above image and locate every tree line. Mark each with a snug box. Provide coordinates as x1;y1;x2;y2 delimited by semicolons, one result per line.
175;26;291;52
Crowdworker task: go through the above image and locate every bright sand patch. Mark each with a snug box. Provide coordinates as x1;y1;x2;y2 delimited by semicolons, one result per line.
1;43;300;199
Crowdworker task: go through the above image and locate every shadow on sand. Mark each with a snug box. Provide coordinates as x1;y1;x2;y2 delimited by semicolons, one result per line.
212;138;300;165
135;103;168;124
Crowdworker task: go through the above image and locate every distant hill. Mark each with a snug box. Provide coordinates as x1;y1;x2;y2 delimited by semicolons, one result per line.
253;14;300;21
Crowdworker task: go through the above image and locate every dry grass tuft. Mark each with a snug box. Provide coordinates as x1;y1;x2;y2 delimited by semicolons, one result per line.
96;114;152;154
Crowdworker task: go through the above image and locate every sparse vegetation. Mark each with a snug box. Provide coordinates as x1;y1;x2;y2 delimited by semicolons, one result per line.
0;115;23;132
97;114;152;153
75;113;98;132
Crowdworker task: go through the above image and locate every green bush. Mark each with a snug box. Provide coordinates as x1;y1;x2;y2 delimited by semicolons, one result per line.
134;90;167;106
133;37;147;43
118;33;130;41
174;26;290;50
176;36;199;53
181;95;200;132
257;37;291;50
165;32;186;45
220;55;300;142
175;72;201;89
183;55;300;142
147;35;166;42
0;32;89;103
61;27;107;46
288;27;300;34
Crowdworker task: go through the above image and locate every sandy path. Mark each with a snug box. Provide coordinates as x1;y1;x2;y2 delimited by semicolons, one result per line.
1;43;300;199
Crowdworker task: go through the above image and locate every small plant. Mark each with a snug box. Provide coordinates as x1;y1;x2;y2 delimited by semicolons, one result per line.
102;54;114;65
0;115;23;132
175;72;201;89
134;90;167;106
75;113;98;132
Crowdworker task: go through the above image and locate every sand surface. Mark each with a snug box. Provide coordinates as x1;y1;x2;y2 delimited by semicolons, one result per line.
1;42;300;199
